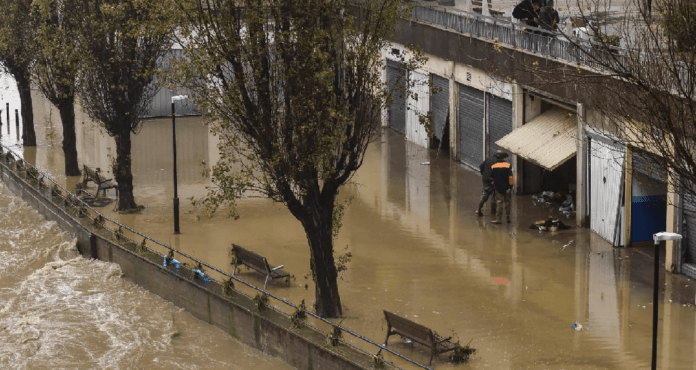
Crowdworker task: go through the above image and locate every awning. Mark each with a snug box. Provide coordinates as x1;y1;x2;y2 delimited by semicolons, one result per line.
496;108;577;171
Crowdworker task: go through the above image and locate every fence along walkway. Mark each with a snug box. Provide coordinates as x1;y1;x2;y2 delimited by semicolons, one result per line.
0;143;435;370
407;0;623;70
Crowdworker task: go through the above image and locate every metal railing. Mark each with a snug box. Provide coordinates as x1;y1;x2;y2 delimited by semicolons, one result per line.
407;0;625;69
0;143;436;370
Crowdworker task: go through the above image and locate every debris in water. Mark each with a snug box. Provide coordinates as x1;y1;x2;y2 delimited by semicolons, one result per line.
492;277;510;286
573;321;583;330
420;162;430;165
558;240;574;252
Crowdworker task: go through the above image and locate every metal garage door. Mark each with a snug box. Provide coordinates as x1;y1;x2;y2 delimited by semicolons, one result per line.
431;75;449;141
459;84;484;168
590;136;625;245
487;93;512;156
682;195;696;279
406;71;429;147
387;60;406;135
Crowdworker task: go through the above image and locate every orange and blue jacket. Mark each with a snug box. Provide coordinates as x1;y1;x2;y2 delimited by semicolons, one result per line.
490;161;513;192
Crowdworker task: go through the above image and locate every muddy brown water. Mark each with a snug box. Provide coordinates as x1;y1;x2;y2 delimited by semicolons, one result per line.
2;82;696;369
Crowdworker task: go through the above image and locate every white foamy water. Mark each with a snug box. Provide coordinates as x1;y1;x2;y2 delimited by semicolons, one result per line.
0;183;291;370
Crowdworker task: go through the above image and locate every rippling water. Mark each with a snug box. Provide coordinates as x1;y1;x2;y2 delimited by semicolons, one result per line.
0;183;291;370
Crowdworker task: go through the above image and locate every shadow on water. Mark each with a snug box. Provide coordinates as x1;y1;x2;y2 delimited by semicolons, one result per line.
7;86;696;369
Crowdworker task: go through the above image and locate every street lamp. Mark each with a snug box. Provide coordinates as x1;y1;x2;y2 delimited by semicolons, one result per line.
171;95;188;234
651;231;682;369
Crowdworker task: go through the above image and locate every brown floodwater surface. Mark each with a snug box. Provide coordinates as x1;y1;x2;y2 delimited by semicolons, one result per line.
3;83;696;369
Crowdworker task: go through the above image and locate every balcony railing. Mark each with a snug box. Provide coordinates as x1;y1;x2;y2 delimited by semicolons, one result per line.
407;0;624;70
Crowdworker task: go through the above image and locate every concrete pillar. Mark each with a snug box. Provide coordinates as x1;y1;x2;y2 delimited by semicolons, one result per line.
623;145;632;247
665;168;679;272
512;83;523;194
449;75;459;162
576;103;588;227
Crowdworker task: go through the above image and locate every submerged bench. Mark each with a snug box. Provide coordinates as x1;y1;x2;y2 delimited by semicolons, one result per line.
231;244;290;290
82;165;118;198
382;310;457;366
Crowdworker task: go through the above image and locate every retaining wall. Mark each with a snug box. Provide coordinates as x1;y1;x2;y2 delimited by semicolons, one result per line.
0;155;374;370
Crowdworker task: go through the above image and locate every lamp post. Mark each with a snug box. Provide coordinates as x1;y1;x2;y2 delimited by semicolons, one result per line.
171;95;188;234
651;231;682;369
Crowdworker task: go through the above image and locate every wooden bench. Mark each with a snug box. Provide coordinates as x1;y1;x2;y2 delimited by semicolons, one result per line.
382;310;457;366
231;244;290;290
82;165;118;198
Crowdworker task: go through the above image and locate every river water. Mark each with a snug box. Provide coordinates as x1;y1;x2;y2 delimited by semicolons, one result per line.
2;77;696;369
0;78;291;370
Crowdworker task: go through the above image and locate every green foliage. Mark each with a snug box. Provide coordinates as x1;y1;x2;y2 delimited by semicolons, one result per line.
326;320;344;346
0;0;34;79
31;0;80;104
335;245;352;280
222;278;235;297
660;1;696;51
169;0;426;318
290;299;308;329
372;353;386;369
253;293;269;312
593;33;621;48
449;339;476;363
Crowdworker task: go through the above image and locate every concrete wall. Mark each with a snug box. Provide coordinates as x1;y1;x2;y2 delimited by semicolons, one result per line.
0;155;374;370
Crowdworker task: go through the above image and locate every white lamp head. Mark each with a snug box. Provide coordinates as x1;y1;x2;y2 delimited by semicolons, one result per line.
653;232;683;242
172;95;188;103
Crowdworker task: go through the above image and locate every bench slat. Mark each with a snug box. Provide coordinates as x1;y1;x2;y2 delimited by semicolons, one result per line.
383;310;457;366
232;244;289;289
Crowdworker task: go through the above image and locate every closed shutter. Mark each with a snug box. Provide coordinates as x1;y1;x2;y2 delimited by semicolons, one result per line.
406;71;429;147
459;84;484;168
431;75;449;140
387;60;406;135
487;93;512;156
682;194;696;279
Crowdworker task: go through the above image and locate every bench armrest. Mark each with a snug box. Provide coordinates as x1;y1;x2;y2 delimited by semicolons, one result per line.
270;265;284;272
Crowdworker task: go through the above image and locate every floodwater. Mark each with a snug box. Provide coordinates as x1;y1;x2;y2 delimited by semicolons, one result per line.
0;78;291;370
2;80;696;369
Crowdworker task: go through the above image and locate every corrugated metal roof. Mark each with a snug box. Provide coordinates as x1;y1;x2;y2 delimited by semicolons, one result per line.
496;108;577;171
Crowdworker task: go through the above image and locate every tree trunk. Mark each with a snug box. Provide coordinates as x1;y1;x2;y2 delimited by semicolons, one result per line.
15;74;36;147
115;130;138;210
57;98;81;176
301;198;343;318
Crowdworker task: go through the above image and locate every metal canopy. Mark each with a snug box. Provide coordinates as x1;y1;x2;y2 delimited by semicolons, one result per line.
496;107;577;171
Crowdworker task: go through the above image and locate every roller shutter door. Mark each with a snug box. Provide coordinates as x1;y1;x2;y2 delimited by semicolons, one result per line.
431;75;449;141
387;60;406;135
459;84;484;168
682;195;696;279
487;93;513;156
406;71;429;147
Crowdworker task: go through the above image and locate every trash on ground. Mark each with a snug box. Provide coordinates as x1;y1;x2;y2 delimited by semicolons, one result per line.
573;321;583;330
492;277;510;285
558;240;574;252
420;162;430;165
532;191;576;218
530;217;572;231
